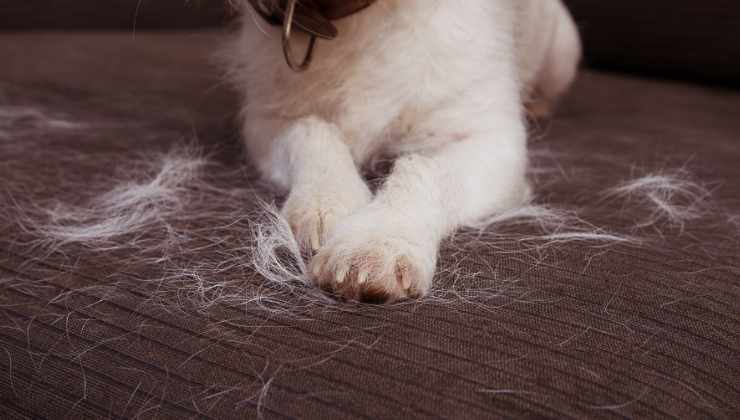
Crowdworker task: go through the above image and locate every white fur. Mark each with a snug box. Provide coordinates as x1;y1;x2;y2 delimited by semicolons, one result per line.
226;0;582;302
14;147;207;251
0;106;85;140
605;169;714;232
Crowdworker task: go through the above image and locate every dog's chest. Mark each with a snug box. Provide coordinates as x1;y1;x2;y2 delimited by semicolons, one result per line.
243;1;518;156
310;7;505;118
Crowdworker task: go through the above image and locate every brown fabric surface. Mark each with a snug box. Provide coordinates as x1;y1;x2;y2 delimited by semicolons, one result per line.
1;31;739;419
0;0;232;30
4;1;739;88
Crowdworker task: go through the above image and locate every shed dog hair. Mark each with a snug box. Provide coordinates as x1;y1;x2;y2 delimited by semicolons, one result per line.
226;0;581;302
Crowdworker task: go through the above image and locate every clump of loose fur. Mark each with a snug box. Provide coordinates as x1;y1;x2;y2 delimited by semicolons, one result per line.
32;149;206;248
604;169;714;232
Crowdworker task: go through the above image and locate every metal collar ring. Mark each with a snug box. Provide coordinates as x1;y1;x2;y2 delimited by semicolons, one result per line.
282;0;317;72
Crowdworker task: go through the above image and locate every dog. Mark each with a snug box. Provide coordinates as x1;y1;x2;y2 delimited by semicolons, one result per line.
226;0;581;303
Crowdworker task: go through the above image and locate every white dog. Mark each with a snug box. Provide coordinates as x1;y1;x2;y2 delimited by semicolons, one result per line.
226;0;581;302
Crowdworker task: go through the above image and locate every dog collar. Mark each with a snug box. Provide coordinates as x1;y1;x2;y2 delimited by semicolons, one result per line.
248;0;377;72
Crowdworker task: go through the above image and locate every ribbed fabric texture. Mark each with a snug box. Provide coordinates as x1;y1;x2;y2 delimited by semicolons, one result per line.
0;32;738;419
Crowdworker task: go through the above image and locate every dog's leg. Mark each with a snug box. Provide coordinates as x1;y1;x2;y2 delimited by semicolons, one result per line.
310;115;530;303
261;116;372;252
527;1;581;119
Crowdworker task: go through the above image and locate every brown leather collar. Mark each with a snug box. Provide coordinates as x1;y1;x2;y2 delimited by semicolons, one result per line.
249;0;377;30
249;0;376;39
248;0;377;71
314;0;377;20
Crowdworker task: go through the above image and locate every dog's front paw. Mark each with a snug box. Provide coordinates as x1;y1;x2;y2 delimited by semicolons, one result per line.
309;218;437;303
281;183;372;252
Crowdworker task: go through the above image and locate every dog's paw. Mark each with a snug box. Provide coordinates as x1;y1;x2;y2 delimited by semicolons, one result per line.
309;221;437;303
281;184;372;252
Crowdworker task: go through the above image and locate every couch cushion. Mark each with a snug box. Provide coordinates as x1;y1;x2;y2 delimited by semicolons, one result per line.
564;0;740;86
0;31;738;419
5;1;738;85
0;0;231;30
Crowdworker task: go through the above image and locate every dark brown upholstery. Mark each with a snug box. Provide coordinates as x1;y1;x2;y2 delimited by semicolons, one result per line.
4;0;739;87
564;0;740;86
1;29;738;420
0;0;231;30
